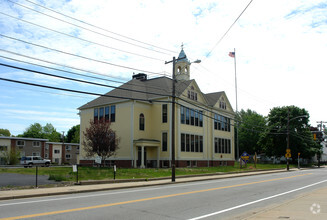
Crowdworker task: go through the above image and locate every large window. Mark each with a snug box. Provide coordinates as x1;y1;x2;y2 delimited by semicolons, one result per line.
214;138;231;154
162;132;167;152
162;104;167;123
180;133;203;153
181;106;203;127
139;114;145;131
110;106;116;122
214;114;231;132
94;105;116;123
99;107;104;121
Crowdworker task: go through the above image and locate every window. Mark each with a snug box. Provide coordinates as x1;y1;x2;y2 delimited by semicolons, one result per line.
94;108;98;122
0;146;7;151
65;154;71;159
186;134;190;152
214;138;231;154
181;133;185;151
110;105;116;122
190;109;194;126
214;114;231;132
181;106;185;124
162;132;167;152
33;141;40;147
181;133;203;153
32;152;40;156
105;106;109;122
162;104;167;123
17;140;25;146
181;107;202;127
139;114;145;130
66;145;71;151
195;110;199;126
54;149;60;154
99;107;104;122
45;153;48;158
185;108;190;124
191;135;195;152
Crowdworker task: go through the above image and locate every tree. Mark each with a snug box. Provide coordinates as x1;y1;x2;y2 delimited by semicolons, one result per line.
0;128;11;137
259;106;320;161
20;123;61;142
237;109;266;155
82;120;119;166
66;125;80;143
43;123;61;142
21;123;43;138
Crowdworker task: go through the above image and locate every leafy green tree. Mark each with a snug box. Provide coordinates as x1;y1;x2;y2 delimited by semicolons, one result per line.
21;123;43;138
0;128;11;137
259;106;320;161
43;123;61;142
20;123;61;142
66;125;80;143
237;109;266;155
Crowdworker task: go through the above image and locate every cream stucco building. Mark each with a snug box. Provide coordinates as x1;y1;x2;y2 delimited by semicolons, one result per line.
79;49;235;168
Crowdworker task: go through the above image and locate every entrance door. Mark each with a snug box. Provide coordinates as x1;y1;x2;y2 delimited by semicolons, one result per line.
137;147;147;167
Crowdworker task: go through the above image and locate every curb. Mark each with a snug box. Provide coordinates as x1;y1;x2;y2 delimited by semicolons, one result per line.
0;168;295;201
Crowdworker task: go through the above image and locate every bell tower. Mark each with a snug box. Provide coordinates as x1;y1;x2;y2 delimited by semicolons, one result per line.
175;44;191;81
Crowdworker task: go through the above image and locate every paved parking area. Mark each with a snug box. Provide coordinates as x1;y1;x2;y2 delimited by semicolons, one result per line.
0;173;56;187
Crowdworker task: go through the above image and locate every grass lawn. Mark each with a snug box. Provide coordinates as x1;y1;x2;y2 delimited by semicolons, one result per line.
0;163;296;183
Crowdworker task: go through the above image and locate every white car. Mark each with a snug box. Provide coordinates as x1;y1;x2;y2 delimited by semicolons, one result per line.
20;156;51;168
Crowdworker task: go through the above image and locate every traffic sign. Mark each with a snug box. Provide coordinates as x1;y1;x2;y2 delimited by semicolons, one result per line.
285;153;291;158
286;149;291;153
241;152;250;163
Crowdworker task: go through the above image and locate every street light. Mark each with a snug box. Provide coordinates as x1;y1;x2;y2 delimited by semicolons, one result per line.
165;56;201;182
286;110;308;171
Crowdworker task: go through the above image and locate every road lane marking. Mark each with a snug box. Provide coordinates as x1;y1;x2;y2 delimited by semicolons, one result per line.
0;173;313;220
188;179;327;220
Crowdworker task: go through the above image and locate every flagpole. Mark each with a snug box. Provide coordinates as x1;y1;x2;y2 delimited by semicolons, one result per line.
233;48;239;161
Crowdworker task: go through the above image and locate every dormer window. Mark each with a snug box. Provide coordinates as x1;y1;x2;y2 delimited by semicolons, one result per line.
219;97;226;110
187;86;198;101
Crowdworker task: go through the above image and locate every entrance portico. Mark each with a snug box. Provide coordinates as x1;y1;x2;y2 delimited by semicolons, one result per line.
133;139;160;168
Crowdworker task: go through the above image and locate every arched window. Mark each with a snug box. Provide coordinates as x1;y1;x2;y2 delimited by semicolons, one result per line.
184;66;188;73
177;66;181;74
139;114;145;130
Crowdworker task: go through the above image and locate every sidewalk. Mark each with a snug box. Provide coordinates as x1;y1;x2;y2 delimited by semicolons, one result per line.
244;186;327;220
0;169;291;200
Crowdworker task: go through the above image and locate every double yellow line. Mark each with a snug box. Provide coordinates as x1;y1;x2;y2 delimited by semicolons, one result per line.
1;173;312;220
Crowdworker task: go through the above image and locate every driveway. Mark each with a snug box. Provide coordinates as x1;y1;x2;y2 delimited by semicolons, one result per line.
0;173;57;187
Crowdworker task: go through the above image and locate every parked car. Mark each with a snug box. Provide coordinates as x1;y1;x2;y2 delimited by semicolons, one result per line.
20;156;51;168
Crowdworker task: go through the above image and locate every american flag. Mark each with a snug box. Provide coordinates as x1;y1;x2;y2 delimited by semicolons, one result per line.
229;52;235;58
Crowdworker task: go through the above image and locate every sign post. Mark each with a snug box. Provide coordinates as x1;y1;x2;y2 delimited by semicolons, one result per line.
113;165;117;180
73;164;79;184
298;153;300;169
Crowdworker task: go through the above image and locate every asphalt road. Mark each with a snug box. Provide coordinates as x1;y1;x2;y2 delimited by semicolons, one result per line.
0;168;326;219
0;173;56;187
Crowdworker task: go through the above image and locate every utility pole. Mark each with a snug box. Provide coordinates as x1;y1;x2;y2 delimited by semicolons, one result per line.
165;56;177;182
287;109;290;171
165;54;200;182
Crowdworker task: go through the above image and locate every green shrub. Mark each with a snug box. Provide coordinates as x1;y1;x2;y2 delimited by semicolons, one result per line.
48;174;66;182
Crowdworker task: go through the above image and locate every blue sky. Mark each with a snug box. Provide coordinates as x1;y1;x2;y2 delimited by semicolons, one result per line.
1;0;327;136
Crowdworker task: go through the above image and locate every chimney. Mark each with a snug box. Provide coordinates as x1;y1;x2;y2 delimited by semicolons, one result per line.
132;73;147;81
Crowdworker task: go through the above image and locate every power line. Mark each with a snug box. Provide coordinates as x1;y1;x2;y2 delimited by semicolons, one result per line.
0;34;166;76
0;77;171;104
7;0;173;56
0;49;171;93
0;11;165;62
0;62;170;97
205;0;254;59
24;0;176;54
